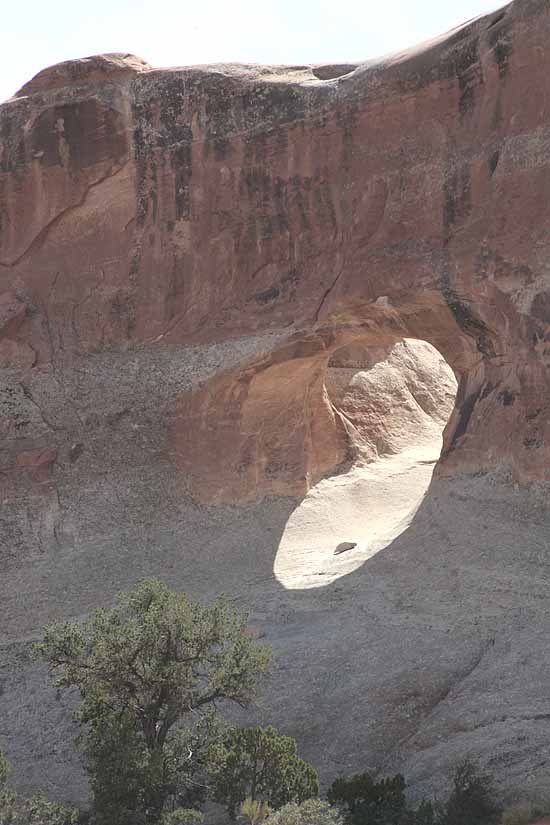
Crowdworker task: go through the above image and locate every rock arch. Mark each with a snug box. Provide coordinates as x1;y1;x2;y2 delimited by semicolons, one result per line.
3;0;550;800
1;1;549;507
174;299;473;503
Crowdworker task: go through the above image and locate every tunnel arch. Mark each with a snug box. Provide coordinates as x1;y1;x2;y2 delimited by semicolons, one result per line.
174;291;485;505
324;337;457;466
272;335;457;588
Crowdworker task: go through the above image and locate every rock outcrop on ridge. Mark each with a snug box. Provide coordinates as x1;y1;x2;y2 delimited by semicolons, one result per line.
2;0;550;805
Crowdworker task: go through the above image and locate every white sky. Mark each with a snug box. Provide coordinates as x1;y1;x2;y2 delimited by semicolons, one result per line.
2;0;505;103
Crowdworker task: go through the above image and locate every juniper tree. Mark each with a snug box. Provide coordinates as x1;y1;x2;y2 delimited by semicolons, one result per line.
208;725;319;818
36;579;271;825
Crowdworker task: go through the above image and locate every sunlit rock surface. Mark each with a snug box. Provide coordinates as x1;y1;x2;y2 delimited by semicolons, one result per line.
275;341;457;588
2;0;550;805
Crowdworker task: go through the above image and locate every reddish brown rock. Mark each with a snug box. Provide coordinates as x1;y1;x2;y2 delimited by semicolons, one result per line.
3;0;550;805
16;53;152;97
0;338;36;371
16;446;57;481
2;7;550;503
0;292;27;337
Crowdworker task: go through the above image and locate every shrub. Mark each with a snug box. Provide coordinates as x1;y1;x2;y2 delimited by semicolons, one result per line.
0;750;17;825
501;803;535;825
0;752;78;825
407;799;444;825
18;795;78;825
444;759;499;825
160;809;204;825
265;799;343;825
327;772;408;825
209;726;319;818
240;798;272;825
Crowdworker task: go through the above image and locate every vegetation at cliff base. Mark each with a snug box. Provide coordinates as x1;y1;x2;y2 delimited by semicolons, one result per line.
0;751;77;825
36;579;271;824
326;763;500;825
444;758;499;825
1;579;536;825
208;725;319;817
265;800;343;825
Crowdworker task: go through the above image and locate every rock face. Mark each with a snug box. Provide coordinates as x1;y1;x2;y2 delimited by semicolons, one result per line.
2;0;550;805
325;339;457;463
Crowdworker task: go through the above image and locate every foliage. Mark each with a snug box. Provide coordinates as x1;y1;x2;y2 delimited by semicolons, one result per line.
160;809;204;825
265;799;343;825
500;802;535;825
1;752;78;825
326;761;500;825
36;579;271;825
240;797;272;825
17;795;78;825
208;725;319;818
443;760;499;825
84;708;220;823
327;772;409;825
404;799;443;825
0;753;9;790
0;750;17;825
81;710;149;825
326;761;498;825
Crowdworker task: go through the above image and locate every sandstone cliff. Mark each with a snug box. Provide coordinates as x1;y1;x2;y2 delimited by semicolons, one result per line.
2;0;550;805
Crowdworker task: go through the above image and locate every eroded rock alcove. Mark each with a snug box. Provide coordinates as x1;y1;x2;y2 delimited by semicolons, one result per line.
275;339;457;589
174;302;473;504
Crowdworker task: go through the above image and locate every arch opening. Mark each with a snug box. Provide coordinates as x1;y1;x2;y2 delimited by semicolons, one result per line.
273;338;458;589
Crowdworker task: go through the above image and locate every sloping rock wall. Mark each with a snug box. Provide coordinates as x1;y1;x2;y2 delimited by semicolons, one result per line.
2;0;550;805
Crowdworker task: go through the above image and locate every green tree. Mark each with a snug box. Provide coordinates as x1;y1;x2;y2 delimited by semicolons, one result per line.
240;797;272;825
36;579;271;825
0;750;17;825
0;751;78;825
83;710;219;822
265;799;343;825
18;795;78;825
443;759;499;825
407;799;441;825
208;726;319;818
160;809;203;825
327;772;408;825
501;804;535;825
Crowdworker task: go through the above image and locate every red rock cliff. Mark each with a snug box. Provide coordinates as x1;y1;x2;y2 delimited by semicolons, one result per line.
2;1;550;504
3;0;550;803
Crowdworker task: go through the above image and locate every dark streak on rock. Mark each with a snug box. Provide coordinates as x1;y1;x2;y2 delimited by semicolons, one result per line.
487;15;513;79
531;292;550;324
498;389;516;406
480;382;495;401
443;289;495;358
174;143;192;221
255;286;280;304
524;430;543;449
488;149;500;177
452;387;480;446
443;165;471;234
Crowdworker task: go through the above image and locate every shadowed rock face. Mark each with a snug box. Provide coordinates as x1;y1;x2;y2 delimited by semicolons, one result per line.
2;3;550;503
2;0;550;804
